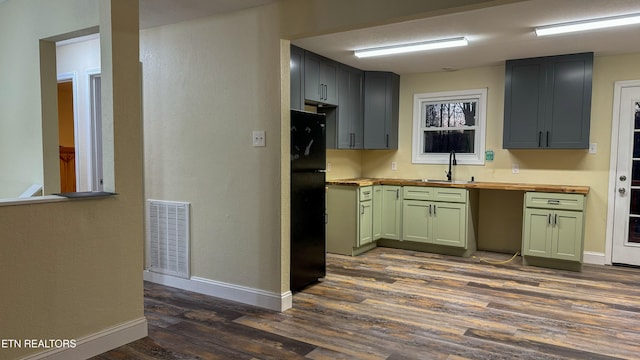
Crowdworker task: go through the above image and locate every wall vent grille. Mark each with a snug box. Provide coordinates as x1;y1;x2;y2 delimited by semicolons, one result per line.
146;199;190;279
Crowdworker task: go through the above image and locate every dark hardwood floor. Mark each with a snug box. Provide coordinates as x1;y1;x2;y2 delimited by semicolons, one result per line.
93;248;640;359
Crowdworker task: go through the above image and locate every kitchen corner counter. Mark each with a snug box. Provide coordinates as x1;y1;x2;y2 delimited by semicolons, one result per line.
326;178;589;195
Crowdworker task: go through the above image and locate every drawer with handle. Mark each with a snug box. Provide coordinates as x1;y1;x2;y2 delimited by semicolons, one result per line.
359;186;373;201
524;192;584;211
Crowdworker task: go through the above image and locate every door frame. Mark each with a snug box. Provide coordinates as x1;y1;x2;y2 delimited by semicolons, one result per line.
605;79;640;265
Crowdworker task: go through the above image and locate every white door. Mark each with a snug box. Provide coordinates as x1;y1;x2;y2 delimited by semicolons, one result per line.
611;82;640;265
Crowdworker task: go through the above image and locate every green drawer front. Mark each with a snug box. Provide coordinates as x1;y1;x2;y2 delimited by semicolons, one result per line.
433;188;467;203
524;192;584;211
403;186;434;201
359;186;373;201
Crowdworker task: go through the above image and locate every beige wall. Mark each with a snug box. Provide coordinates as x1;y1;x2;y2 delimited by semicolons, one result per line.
328;53;640;255
0;0;144;359
141;5;285;292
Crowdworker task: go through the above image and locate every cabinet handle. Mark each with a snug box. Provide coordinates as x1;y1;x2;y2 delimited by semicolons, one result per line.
428;204;432;216
386;134;389;148
548;214;552;225
547;199;560;205
396;189;399;200
546;131;550;147
554;213;558;226
324;84;327;100
538;131;542;147
363;191;370;195
433;204;437;216
361;204;365;215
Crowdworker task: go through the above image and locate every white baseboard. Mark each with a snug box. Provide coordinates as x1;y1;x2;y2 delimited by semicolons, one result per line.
22;317;147;360
144;270;292;311
583;251;606;265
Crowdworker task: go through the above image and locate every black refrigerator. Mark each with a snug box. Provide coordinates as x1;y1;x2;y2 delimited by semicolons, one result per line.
290;109;326;291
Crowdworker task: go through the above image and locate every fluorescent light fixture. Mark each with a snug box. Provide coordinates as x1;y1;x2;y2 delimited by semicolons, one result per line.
536;13;640;36
354;37;468;58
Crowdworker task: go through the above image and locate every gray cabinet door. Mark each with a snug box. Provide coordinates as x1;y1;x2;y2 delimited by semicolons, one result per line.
304;52;322;103
290;45;305;111
363;71;399;149
503;52;592;149
503;62;545;148
545;58;593;148
337;64;363;149
303;51;338;106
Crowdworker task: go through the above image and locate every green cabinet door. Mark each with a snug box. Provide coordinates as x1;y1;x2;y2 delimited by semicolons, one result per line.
431;202;466;247
523;207;553;257
372;186;382;240
523;208;583;261
381;186;402;240
402;200;431;243
358;200;373;246
552;210;583;261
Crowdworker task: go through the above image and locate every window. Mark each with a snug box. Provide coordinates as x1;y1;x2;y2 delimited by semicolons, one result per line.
412;88;487;165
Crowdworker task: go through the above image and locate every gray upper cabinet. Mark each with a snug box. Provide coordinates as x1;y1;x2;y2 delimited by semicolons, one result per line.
304;51;338;106
337;64;364;149
364;71;400;150
503;52;593;149
290;45;305;111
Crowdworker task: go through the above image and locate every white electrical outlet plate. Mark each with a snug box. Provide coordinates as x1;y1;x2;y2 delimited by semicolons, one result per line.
391;161;397;171
589;143;597;154
512;163;520;174
327;162;332;172
252;130;266;147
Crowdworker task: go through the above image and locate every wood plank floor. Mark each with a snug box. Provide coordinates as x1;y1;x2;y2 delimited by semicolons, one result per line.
93;248;640;359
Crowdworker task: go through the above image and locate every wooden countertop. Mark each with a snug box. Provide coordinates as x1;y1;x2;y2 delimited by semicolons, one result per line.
326;178;589;194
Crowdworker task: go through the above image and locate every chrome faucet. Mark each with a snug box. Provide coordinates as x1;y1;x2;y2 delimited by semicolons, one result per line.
446;150;457;181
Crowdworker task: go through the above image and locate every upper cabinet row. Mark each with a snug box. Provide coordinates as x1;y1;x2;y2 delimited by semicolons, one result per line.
503;52;593;149
290;45;399;150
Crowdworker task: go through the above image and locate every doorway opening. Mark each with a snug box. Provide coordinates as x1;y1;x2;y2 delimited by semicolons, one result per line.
57;78;77;192
55;33;102;192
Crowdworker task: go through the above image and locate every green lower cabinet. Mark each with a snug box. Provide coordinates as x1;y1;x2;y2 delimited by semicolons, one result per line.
523;208;583;261
522;192;585;270
402;200;467;247
381;186;402;240
326;185;377;256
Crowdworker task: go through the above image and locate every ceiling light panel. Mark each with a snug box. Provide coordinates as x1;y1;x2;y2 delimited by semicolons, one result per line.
354;37;468;58
536;13;640;36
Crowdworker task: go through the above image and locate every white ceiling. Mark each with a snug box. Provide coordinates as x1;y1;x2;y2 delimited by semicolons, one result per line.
140;0;640;75
294;0;640;74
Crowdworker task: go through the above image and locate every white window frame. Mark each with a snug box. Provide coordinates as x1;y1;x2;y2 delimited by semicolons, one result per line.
412;88;487;165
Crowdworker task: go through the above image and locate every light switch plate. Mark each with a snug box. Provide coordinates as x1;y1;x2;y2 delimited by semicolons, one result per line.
589;143;597;154
391;161;397;171
252;130;266;147
512;163;520;174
